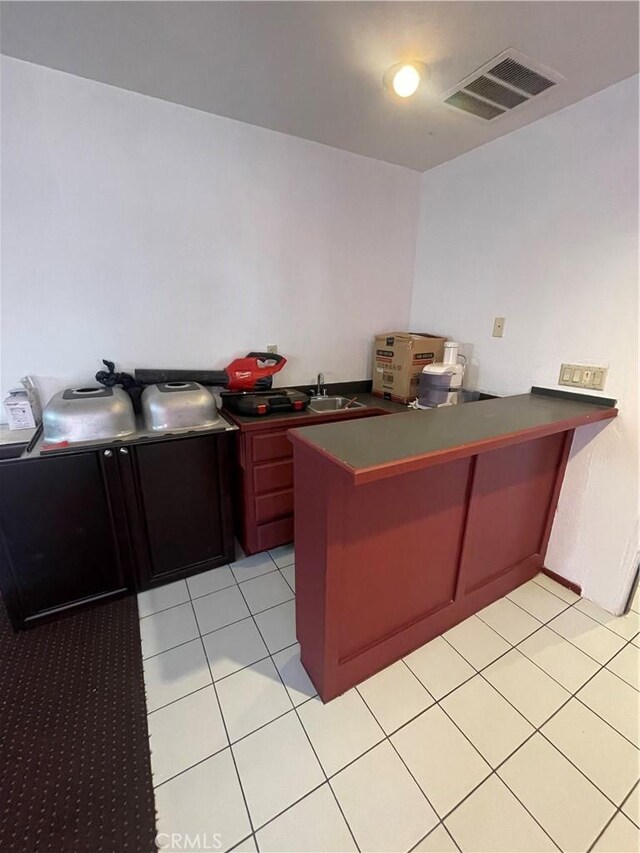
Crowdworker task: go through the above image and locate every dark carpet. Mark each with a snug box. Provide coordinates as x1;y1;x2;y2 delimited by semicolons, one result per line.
0;595;156;852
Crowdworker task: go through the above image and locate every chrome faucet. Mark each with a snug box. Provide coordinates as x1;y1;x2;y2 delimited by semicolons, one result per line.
315;373;327;397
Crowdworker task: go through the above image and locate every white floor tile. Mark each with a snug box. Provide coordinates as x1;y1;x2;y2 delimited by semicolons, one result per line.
239;571;293;614
148;685;227;786
256;784;356;852
154;748;251;852
622;783;639;828
202;618;268;681
216;657;292;742
412;824;459;853
575;598;640;641
272;643;317;706
138;579;189;618
441;675;534;768
483;648;570;727
186;565;236;599
507;581;569;622
230;552;276;583
405;636;475;700
607;643;640;690
280;563;295;592
139;602;200;658
444;615;511;670
142;639;212;712
532;572;581;604
254;600;296;653
592;813;640;853
578;668;640;746
476;597;542;645
548;607;626;664
193;586;250;635
517;625;600;692
542;698;640;805
331;740;438;852
269;543;295;568
391;705;491;817
233;711;324;829
357;661;434;734
298;690;384;776
445;774;557;852
498;734;615;853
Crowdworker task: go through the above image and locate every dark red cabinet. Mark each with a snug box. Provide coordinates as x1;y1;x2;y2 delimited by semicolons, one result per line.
228;409;387;555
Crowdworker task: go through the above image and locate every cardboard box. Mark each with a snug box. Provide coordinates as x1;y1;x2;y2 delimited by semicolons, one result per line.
372;331;446;403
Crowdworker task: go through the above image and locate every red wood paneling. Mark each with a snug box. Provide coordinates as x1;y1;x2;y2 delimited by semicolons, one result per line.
459;433;566;594
251;431;292;464
337;459;472;660
255;489;294;524
257;517;294;552
254;460;294;495
293;430;579;701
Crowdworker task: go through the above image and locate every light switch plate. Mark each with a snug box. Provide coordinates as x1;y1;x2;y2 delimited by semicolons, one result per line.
267;344;278;354
558;363;608;391
492;317;505;337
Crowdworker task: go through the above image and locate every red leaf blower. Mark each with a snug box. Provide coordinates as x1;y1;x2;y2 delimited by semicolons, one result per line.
134;352;287;391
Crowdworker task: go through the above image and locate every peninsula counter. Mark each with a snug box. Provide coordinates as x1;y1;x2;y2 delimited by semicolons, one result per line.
288;388;617;701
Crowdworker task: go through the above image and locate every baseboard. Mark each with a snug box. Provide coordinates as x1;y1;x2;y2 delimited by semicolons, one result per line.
542;567;582;596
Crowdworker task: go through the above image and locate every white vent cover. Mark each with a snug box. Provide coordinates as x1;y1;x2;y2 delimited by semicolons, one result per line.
443;49;563;121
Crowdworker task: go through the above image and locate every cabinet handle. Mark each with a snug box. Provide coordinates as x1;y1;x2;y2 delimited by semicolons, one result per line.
119;448;129;455
104;450;113;457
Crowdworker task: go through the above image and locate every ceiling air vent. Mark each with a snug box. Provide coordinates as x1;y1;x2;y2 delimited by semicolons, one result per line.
443;49;563;121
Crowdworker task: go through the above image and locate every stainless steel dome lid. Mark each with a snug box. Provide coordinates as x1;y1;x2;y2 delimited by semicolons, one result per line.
141;381;219;432
42;386;136;443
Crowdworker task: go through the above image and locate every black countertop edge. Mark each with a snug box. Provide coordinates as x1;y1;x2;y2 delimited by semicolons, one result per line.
288;378;499;401
531;386;617;408
289;379;373;396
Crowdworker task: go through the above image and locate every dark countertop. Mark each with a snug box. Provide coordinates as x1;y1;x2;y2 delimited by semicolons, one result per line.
223;393;408;430
288;390;618;484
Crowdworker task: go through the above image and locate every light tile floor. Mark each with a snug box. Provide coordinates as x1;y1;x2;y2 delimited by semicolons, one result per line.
139;551;640;853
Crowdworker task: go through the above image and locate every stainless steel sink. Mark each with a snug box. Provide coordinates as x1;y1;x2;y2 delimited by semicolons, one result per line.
308;396;366;413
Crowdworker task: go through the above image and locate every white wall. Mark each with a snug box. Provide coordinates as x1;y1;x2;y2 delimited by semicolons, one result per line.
0;57;419;403
411;76;639;613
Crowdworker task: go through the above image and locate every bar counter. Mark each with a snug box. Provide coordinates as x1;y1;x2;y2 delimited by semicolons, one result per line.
288;388;617;701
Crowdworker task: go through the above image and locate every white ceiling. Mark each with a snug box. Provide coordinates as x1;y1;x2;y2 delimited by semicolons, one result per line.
1;1;638;171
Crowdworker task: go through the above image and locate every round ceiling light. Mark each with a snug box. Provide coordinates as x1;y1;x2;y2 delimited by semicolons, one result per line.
384;61;429;99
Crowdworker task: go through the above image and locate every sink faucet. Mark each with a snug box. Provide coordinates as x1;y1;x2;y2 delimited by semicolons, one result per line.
315;373;327;396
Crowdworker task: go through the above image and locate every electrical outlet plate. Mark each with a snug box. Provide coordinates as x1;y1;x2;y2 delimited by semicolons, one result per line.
267;345;278;354
558;363;608;391
492;317;505;337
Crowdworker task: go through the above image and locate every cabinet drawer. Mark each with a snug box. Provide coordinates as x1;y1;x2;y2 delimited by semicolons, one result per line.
256;517;294;552
255;489;294;524
251;431;293;463
254;459;294;495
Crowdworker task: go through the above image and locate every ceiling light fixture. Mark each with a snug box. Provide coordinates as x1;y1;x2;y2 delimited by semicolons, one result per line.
384;61;429;98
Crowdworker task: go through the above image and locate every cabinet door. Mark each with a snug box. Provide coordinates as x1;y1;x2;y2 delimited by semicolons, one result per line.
0;450;131;629
130;434;234;587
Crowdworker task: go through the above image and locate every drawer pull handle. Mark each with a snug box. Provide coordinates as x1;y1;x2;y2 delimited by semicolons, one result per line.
104;450;113;458
119;448;129;455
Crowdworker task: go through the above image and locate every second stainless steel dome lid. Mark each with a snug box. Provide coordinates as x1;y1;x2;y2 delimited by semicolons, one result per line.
141;382;219;432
